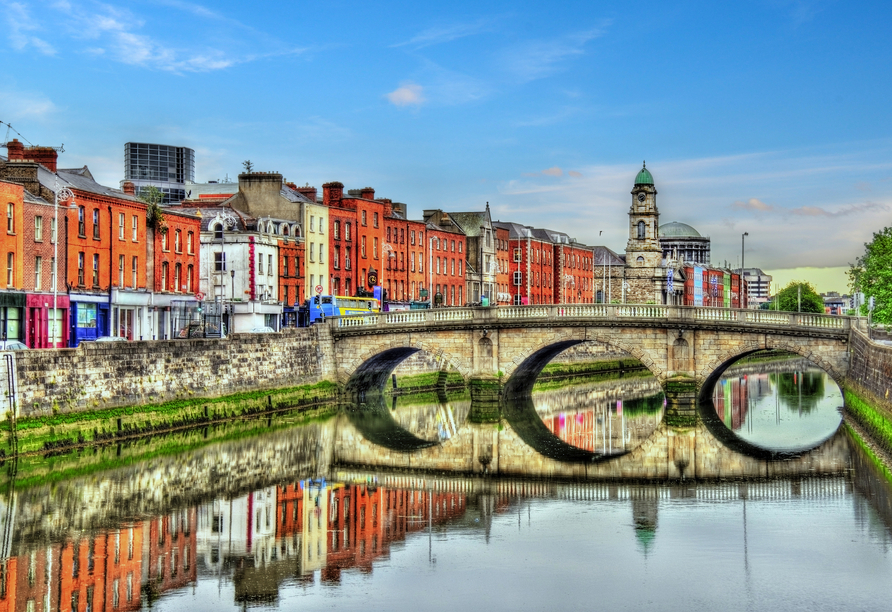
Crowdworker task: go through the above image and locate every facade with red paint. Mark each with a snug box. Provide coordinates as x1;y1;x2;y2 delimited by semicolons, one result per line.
495;225;511;305
495;222;555;306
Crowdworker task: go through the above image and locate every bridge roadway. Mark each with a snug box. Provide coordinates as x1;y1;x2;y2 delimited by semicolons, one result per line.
325;304;856;419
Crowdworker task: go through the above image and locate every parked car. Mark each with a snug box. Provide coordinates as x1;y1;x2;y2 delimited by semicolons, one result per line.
95;336;127;342
0;340;27;350
177;322;227;339
249;326;276;333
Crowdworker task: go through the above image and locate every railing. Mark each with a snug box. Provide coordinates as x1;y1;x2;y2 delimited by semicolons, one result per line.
333;304;856;334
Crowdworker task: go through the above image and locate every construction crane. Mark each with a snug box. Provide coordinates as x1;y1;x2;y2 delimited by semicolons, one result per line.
1;120;64;152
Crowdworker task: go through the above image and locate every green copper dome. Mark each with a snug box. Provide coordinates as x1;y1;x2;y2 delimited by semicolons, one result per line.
634;162;654;186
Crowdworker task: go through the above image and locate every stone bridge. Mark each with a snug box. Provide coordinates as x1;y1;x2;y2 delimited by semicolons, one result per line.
325;304;855;419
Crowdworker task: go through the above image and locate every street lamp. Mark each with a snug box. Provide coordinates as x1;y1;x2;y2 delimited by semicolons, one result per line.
53;177;75;347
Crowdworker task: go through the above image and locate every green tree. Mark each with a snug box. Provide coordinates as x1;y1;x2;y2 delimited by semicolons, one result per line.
849;226;892;325
774;281;824;313
137;185;167;234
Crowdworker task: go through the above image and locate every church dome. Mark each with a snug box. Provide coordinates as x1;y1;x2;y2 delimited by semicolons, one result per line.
659;222;701;238
634;163;654;186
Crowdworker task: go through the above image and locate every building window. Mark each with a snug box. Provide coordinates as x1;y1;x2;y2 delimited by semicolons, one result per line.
513;271;522;286
345;222;351;241
34;256;42;290
175;230;182;253
373;212;378;228
187;231;194;254
310;215;315;232
161;231;168;251
119;213;125;239
637;220;645;239
187;265;193;292
259;255;264;275
373;237;378;259
93;209;100;239
161;262;169;291
92;254;99;286
51;217;56;243
361;210;367;226
34;216;43;241
175;263;182;291
333;248;339;270
268;254;273;275
361;236;366;258
334;220;340;239
284;256;290;276
309;242;315;262
214;252;225;272
78;252;85;285
345;248;351;270
458;242;462;253
6;203;12;234
319;218;324;234
78;206;85;236
411;230;415;245
214;224;223;240
132;215;138;241
119;255;124;287
132;256;138;288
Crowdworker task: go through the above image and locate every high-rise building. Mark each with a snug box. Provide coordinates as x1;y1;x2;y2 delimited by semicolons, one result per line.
123;142;195;204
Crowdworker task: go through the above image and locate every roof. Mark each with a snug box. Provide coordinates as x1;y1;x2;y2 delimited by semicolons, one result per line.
444;210;490;237
634;162;654;186
23;189;51;206
659;222;702;238
40;165;141;202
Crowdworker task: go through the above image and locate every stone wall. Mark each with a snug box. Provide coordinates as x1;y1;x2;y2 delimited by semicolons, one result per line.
846;327;892;414
11;325;336;417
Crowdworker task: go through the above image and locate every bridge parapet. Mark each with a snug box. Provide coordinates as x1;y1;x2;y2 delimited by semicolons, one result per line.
331;304;856;336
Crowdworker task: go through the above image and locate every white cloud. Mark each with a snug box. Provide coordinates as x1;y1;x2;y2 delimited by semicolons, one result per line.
386;83;426;107
498;24;610;83
0;89;57;120
3;1;57;55
392;19;491;49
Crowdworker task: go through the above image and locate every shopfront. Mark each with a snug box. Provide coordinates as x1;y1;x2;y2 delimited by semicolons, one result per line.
25;293;70;348
0;292;24;342
69;294;109;346
112;289;152;341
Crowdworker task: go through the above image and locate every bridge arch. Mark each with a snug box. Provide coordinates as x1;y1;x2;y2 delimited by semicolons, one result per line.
342;340;473;394
697;340;847;404
502;331;664;397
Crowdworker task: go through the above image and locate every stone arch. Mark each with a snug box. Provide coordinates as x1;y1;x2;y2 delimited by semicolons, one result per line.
501;329;664;397
697;337;846;404
340;335;473;394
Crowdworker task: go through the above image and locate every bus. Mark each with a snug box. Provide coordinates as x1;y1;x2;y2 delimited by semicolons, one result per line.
304;295;381;325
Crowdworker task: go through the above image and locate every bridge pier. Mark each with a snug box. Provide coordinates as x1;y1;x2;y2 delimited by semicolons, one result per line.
468;376;501;423
662;377;700;428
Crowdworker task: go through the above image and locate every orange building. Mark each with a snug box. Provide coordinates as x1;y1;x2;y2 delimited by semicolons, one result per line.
0;179;26;341
146;509;198;595
494;225;510;305
279;235;304;325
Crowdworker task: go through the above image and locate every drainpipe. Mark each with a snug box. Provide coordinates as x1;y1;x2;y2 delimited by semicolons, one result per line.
108;205;114;336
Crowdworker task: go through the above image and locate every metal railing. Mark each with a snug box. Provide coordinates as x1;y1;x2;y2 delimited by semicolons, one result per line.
334;304;855;334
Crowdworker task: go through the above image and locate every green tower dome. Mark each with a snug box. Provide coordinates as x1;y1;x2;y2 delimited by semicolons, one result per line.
634;162;654;186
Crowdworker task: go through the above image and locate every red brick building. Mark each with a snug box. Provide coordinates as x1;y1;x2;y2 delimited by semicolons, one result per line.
495;225;510;305
496;222;555;305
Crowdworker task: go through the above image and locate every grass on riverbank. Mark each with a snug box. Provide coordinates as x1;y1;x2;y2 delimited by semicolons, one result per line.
3;380;339;456
844;422;892;485
844;388;892;455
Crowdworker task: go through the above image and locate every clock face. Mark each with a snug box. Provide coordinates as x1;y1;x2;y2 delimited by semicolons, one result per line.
637;192;646;202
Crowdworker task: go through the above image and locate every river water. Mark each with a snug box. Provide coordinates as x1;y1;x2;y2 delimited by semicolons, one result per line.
0;359;890;611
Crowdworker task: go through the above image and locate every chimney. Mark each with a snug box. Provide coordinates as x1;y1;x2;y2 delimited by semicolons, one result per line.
322;181;344;207
377;197;393;217
296;185;317;202
360;187;375;200
26;146;58;172
5;139;24;161
122;181;136;195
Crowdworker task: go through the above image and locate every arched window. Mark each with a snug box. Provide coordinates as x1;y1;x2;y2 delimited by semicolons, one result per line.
214;224;223;240
637;220;645;239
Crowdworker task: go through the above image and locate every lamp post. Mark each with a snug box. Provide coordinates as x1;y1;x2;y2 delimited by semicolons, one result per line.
53;178;74;347
741;232;749;307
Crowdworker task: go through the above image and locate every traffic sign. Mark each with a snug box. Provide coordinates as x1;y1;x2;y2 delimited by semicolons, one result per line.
195;292;205;301
315;284;324;294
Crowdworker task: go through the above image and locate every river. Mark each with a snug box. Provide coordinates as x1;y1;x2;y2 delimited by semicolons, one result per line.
0;358;889;611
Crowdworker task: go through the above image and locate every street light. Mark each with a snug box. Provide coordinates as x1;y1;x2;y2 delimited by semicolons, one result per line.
53;177;75;347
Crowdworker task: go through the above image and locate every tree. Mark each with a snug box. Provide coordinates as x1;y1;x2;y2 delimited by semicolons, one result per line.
849;226;892;325
242;160;254;172
774;281;824;313
137;185;167;234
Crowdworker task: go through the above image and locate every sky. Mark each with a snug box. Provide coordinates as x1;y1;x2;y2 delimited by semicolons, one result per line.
2;0;891;293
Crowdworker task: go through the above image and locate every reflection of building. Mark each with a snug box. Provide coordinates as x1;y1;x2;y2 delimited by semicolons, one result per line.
713;376;751;430
145;510;197;597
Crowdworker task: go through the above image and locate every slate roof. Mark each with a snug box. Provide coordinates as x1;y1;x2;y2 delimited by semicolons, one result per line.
37;164;141;202
446;211;489;237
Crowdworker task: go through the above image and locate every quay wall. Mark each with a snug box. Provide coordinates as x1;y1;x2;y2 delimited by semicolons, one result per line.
846;327;892;416
10;326;337;417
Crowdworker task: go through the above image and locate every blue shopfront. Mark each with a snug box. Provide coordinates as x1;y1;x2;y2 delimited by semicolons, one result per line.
69;295;110;346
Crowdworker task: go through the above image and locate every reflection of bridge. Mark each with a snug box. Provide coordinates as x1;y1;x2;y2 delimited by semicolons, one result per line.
325;305;854;419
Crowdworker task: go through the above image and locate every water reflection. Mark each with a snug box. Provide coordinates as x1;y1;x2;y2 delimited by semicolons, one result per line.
711;361;843;453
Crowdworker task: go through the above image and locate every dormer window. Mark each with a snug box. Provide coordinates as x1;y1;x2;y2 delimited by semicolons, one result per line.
214;224;223;240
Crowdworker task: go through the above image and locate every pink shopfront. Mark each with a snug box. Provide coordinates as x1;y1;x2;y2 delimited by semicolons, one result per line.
25;293;70;348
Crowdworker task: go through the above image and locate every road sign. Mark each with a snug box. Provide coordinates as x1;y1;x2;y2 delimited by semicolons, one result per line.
195;292;205;301
315;284;323;294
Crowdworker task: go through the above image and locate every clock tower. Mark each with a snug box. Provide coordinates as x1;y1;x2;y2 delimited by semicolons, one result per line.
626;162;662;268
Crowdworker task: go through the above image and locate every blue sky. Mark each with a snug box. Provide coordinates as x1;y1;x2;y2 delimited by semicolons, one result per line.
2;0;891;291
